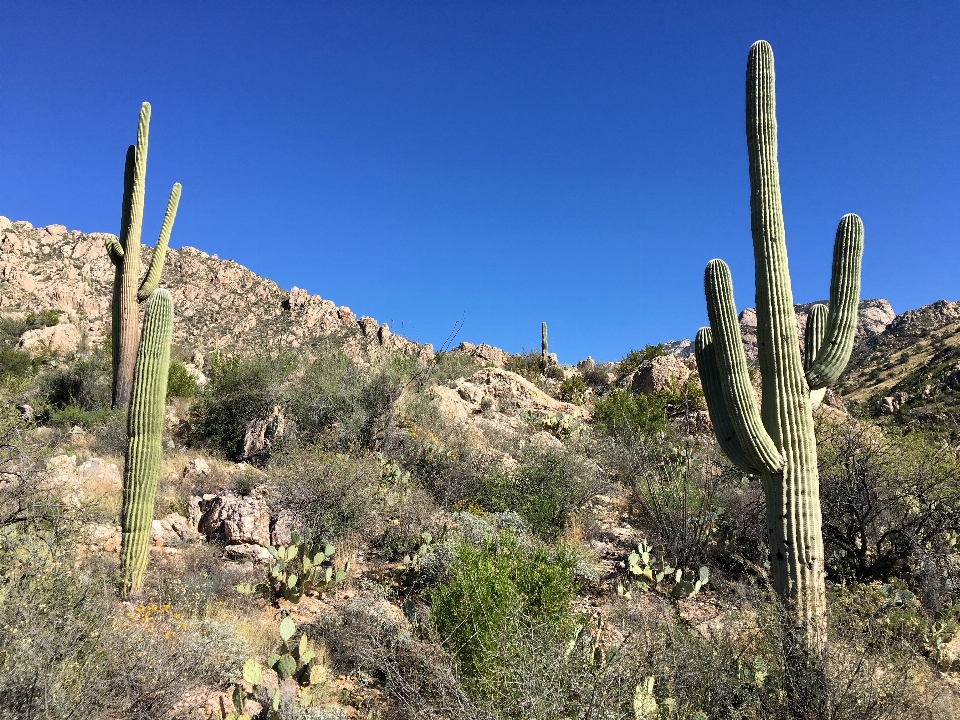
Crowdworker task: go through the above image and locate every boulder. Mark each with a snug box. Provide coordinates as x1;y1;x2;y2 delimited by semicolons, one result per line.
454;341;511;368
196;490;271;546
242;405;286;462
77;457;122;492
182;457;211;481
17;323;81;357
631;355;691;394
151;513;200;547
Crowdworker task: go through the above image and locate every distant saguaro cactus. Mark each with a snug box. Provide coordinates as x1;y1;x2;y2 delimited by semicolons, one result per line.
106;102;181;410
119;288;174;597
693;41;863;650
541;322;548;370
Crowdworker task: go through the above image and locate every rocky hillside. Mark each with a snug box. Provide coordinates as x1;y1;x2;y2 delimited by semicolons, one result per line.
837;299;960;439
0;216;432;363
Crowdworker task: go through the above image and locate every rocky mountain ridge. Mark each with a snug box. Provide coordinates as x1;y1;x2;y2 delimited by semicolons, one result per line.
0;216;433;363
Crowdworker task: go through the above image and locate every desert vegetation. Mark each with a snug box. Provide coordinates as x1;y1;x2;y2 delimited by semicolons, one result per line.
3;39;960;720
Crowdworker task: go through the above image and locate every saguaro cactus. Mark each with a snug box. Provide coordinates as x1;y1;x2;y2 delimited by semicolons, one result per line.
106;102;181;410
119;288;174;597
694;41;863;650
541;322;549;370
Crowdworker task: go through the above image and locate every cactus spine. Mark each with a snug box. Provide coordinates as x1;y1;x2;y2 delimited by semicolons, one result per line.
694;41;863;650
541;322;548;370
107;102;181;410
119;288;174;597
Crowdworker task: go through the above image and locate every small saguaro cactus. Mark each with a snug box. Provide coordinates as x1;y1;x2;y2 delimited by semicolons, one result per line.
106;102;182;410
119;288;174;597
693;40;863;651
541;322;548;370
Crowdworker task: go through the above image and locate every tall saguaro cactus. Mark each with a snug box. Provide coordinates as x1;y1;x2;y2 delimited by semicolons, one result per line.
106;102;182;410
119;288;174;597
541;322;549;370
694;41;863;650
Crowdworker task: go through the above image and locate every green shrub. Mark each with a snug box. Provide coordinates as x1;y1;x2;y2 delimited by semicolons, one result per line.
504;351;544;383
0;347;31;378
42;355;112;413
818;418;960;609
592;388;667;438
426;350;483;384
476;446;597;540
189;352;294;460
287;351;417;451
48;405;117;429
555;375;587;404
272;449;381;540
615;344;666;379
166;360;198;399
582;365;610;391
428;532;577;697
545;364;565;380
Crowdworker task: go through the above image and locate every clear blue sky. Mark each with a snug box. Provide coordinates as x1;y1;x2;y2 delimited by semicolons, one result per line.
2;3;958;363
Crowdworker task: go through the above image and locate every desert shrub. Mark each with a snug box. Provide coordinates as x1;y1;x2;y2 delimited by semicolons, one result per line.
504;350;544;383
426;350;483;384
476;446;598;540
555;375;587;404
42;354;112;414
288;351;417;451
428;532;577;699
0;347;31;379
582;365;610;391
657;375;706;414
189;352;294;460
592;388;667;438
817;418;960;609
166;359;198;399
272;449;381;540
545;364;565;380
627;436;726;574
395;397;491;507
615;343;665;379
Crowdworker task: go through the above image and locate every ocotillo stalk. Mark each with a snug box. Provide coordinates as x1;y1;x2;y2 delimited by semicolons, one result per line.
119;288;173;597
106;102;182;409
693;41;863;652
541;322;548;370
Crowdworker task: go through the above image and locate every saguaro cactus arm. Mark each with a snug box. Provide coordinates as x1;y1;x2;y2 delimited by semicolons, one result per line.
805;214;864;389
138;182;182;301
119;288;173;597
106;102;181;409
703;259;782;474
694;328;757;474
803;304;828;372
804;303;829;409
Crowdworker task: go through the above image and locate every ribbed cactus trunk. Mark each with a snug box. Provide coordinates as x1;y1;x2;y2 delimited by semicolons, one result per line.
541;322;548;370
694;41;863;652
107;102;181;410
119;289;173;597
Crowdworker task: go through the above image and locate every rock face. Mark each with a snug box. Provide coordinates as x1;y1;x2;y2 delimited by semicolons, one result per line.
196;490;271;546
17;323;81;357
0;216;432;363
738;299;894;361
886;299;960;335
242;406;287;462
433;367;586;425
629;355;692;394
42;454;121;505
453;342;511;368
